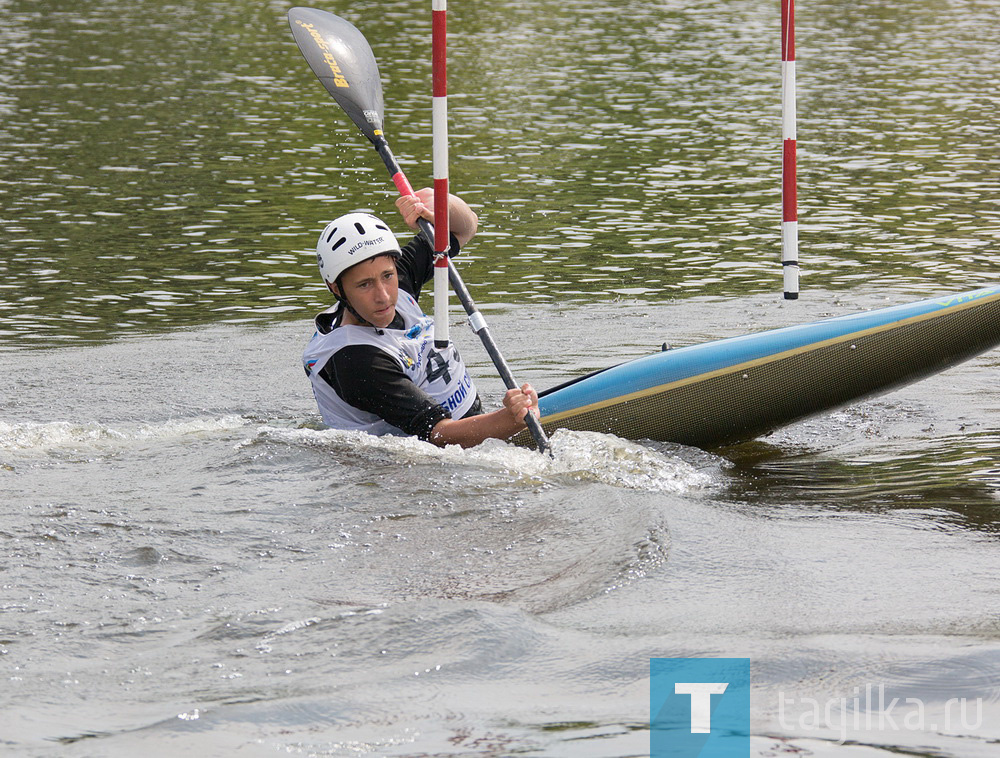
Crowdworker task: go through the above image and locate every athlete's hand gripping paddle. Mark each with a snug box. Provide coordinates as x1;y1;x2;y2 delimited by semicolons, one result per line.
288;7;551;454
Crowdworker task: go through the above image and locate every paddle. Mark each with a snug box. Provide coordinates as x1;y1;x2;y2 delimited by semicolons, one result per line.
288;7;551;454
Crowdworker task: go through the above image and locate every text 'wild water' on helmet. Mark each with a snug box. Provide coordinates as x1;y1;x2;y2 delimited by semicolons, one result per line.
316;212;402;290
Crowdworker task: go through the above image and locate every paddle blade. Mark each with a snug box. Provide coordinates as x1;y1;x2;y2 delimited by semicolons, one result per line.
288;7;385;143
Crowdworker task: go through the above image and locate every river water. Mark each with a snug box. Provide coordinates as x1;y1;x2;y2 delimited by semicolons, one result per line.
2;0;999;755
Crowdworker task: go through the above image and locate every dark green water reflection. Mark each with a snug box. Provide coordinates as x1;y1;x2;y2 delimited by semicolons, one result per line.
1;0;998;345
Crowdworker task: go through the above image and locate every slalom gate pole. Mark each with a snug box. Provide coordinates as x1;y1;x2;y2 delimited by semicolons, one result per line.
432;0;450;348
781;0;800;299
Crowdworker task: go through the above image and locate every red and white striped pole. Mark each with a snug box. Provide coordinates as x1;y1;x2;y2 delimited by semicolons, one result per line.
432;0;450;347
781;0;800;299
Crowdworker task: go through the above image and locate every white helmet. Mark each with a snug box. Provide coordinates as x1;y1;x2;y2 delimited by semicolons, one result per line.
316;212;401;291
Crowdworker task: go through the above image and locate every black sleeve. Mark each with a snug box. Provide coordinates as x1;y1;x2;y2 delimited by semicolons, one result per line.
395;232;461;301
319;344;451;440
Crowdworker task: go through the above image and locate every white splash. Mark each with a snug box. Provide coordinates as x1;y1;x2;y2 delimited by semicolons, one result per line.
248;426;717;494
0;416;254;455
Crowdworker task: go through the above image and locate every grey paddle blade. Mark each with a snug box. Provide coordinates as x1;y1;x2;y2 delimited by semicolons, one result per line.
288;7;385;143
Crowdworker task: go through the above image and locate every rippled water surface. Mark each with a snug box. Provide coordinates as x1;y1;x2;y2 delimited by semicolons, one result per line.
2;0;999;343
2;0;1000;756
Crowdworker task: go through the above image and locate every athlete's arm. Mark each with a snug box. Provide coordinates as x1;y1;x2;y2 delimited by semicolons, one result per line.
428;384;539;448
323;347;537;448
395;188;478;247
321;346;450;439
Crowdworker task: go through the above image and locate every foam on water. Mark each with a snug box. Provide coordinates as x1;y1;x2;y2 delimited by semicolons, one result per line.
0;413;718;495
243;425;718;494
0;416;254;455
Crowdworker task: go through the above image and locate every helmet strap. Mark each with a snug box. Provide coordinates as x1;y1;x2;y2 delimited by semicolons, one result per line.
333;277;374;328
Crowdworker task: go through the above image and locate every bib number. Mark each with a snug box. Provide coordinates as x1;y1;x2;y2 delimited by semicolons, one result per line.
425;348;453;385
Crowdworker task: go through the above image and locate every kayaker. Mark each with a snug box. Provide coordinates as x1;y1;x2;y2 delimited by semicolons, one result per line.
302;188;539;447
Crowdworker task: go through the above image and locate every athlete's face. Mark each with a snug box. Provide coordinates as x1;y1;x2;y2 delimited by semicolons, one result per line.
337;255;399;328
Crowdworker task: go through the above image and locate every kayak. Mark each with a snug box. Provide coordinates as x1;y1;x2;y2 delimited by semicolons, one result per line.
515;285;1000;448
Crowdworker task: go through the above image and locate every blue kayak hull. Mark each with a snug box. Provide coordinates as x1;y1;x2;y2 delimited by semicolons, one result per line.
518;285;1000;448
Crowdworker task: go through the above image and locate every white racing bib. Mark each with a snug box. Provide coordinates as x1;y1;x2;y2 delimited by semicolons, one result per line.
303;292;477;435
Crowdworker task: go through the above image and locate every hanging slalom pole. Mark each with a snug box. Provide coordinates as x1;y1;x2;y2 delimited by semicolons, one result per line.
432;0;450;347
781;0;800;300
